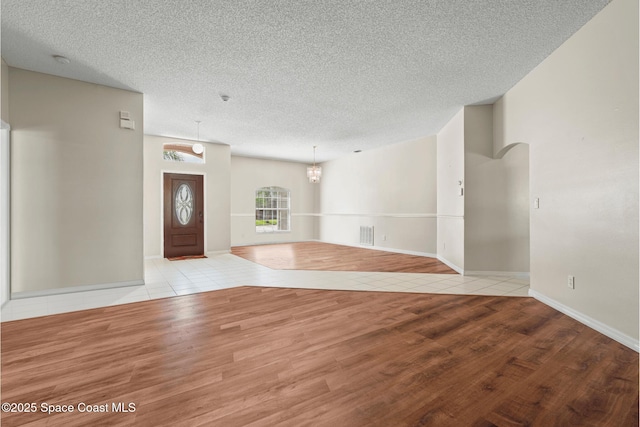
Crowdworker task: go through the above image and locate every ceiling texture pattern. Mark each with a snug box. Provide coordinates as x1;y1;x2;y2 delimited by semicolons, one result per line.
1;0;609;163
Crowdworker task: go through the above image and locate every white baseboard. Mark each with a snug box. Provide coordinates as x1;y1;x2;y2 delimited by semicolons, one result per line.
529;289;639;353
436;255;464;275
231;239;310;247
367;245;436;258
313;239;437;258
144;255;162;260
464;270;530;279
206;250;231;257
11;280;145;300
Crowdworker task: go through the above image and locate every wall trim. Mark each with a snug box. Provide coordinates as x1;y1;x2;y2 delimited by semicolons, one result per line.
206;250;231;257
436;255;464;275
529;289;639;353
233;212;466;219
11;280;145;300
314;239;437;258
465;270;530;279
231;213;321;217
319;212;438;218
232;212;439;218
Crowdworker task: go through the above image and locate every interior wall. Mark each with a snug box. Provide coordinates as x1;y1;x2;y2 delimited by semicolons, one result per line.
436;109;465;270
0;59;9;305
10;68;144;294
230;156;317;246
1;126;9;307
1;58;9;123
318;136;437;255
494;0;639;344
144;134;230;257
464;105;530;274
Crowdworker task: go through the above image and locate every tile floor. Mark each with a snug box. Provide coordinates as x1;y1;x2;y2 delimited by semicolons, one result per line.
1;253;530;322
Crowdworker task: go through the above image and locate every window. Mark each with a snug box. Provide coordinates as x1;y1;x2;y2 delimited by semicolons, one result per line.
255;187;290;233
163;142;205;163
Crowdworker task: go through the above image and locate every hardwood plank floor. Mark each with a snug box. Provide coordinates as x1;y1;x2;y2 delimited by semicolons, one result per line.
231;242;457;274
2;287;637;426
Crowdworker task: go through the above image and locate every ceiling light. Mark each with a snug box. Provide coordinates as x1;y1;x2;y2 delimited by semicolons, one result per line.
307;146;322;183
192;121;204;155
220;94;230;102
53;55;70;64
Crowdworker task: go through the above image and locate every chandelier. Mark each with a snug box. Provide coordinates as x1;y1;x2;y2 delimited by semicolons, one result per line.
307;146;322;183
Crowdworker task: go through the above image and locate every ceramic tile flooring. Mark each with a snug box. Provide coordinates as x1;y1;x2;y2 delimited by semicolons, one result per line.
1;253;530;322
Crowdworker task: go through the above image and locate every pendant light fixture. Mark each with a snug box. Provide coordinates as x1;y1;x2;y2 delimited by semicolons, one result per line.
307;146;322;183
192;120;204;155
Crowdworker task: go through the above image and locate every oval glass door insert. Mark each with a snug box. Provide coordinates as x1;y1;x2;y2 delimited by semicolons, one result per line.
175;183;194;225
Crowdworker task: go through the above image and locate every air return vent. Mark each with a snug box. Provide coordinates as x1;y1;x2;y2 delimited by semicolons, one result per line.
359;226;374;246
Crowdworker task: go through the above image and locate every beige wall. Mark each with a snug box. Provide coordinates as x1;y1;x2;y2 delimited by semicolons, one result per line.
494;0;639;344
1;58;9;305
1;58;9;123
436;106;530;275
230;156;317;246
10;68;144;294
464;105;529;274
436;109;465;270
144;135;230;257
318;136;437;254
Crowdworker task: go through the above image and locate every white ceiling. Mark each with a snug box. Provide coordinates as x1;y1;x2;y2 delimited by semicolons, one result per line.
1;0;609;163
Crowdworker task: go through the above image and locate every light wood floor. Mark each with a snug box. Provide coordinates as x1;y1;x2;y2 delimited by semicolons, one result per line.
232;242;458;274
2;286;637;426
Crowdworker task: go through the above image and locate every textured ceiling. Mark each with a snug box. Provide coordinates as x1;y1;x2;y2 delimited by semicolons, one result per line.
1;0;610;163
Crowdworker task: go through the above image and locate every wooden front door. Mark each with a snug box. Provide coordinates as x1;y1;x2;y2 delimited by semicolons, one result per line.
163;173;204;258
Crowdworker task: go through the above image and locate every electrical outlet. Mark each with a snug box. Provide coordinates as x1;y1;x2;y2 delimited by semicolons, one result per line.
383;235;387;241
567;275;575;289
